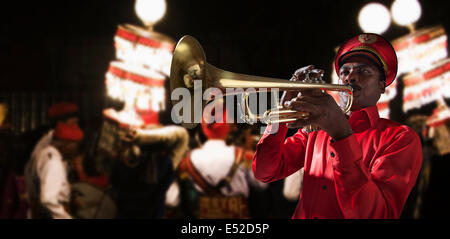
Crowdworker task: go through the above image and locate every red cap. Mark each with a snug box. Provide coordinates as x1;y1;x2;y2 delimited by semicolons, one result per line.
201;103;230;140
335;33;398;87
54;122;84;141
48;102;78;119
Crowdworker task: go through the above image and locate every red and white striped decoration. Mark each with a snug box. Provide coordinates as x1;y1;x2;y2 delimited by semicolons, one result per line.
393;25;448;76
403;59;450;112
114;24;175;76
104;23;175;127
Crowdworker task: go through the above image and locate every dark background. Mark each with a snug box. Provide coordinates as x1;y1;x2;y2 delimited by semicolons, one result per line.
1;0;449;132
1;0;449;91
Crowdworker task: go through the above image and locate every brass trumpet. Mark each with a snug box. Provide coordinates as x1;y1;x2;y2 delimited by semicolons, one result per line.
170;35;353;129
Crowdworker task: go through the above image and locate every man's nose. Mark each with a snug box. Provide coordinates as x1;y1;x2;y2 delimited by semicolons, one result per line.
343;69;358;84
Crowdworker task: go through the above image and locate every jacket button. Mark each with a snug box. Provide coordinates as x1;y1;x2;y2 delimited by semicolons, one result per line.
322;185;327;190
331;152;335;157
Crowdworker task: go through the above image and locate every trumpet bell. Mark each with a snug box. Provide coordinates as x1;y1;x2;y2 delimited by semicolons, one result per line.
170;36;209;128
170;35;207;93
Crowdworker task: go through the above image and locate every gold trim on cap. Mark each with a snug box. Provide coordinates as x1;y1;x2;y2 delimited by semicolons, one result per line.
352;46;388;74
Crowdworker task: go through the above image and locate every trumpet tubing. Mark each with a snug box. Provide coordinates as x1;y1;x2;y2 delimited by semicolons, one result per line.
170;35;353;127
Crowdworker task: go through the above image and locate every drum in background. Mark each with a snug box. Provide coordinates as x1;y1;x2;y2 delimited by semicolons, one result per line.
71;182;117;219
95;109;141;173
97;110;134;159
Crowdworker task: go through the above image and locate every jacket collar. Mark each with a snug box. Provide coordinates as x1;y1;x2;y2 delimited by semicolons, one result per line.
348;105;380;130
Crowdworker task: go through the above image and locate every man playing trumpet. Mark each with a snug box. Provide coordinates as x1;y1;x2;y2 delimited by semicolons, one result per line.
252;33;423;219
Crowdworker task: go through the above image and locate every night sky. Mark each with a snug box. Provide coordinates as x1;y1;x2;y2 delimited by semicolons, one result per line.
0;0;449;93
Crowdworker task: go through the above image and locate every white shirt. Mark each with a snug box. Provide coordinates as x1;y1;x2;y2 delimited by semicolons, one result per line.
31;130;53;160
165;139;267;207
25;145;72;219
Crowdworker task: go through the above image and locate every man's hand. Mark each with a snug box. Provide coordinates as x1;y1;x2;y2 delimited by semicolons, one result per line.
285;89;353;140
280;65;324;107
281;66;353;140
121;129;138;143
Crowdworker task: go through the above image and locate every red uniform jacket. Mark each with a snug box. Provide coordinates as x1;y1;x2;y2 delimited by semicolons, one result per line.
252;105;423;219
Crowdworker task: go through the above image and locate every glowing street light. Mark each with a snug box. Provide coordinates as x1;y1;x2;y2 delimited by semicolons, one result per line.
391;0;422;32
135;0;167;29
358;3;391;34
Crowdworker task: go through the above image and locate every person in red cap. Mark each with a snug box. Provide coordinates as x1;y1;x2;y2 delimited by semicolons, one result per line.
24;122;83;219
165;101;267;218
47;102;79;124
30;102;80;165
253;33;423;219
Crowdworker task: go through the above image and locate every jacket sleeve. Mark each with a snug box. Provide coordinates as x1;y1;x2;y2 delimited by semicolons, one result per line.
330;127;423;219
73;156;109;188
252;124;308;183
165;181;180;207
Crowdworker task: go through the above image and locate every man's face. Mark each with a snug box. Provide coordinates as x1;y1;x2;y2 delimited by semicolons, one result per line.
60;140;81;159
64;117;79;126
338;55;385;111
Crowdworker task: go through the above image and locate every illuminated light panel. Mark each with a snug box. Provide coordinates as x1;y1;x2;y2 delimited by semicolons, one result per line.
114;24;174;76
393;26;448;75
105;74;166;112
108;61;165;86
105;61;167;113
402;59;450;112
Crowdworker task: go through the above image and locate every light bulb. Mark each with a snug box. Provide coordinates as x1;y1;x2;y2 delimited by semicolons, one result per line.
135;0;167;27
391;0;422;26
358;3;391;34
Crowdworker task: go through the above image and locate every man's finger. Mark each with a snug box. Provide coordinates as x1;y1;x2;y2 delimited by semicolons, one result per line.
291;93;329;105
296;65;314;74
285;100;318;115
292;65;315;81
286;118;314;129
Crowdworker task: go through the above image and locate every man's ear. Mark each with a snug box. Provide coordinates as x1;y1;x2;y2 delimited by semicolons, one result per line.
379;80;386;94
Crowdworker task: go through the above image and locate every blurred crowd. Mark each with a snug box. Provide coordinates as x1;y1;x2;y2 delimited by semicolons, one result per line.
0;97;449;219
0;101;299;219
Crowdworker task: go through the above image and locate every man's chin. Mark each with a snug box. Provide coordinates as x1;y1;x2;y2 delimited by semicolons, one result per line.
349;94;363;111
